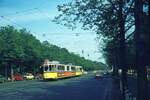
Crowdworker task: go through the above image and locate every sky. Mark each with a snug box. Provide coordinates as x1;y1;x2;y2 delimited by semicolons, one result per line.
0;0;105;63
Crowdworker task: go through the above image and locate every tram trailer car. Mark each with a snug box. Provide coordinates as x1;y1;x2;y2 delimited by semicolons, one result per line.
41;60;83;80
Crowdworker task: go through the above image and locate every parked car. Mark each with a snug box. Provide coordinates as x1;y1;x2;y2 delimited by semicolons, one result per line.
23;73;34;80
0;75;7;83
13;74;23;81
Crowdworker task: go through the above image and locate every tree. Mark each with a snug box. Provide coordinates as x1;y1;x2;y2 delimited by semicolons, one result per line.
0;26;24;79
54;1;135;99
134;0;149;99
0;25;105;76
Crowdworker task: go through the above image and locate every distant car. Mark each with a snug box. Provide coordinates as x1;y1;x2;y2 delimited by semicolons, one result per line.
95;72;103;79
0;75;7;83
103;71;108;75
23;73;34;80
13;74;23;81
83;71;88;74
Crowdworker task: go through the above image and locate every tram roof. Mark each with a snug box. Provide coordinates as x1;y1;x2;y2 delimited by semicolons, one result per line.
42;59;82;68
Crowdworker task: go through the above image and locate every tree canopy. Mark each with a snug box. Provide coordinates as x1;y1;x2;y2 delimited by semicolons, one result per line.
54;0;150;99
0;25;106;76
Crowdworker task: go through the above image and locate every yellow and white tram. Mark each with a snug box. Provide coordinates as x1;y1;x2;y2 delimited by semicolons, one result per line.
40;59;83;80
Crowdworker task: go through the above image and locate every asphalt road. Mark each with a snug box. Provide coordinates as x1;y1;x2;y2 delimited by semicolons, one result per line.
0;74;121;100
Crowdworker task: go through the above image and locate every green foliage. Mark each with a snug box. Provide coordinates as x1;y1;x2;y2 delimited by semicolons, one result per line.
0;26;105;75
53;0;135;68
53;0;150;99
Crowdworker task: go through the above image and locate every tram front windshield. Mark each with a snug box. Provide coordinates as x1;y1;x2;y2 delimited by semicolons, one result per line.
44;65;56;72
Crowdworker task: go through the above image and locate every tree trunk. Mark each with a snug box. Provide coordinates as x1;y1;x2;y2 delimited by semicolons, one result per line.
113;50;119;77
5;65;8;78
118;1;127;100
134;0;149;100
148;0;150;66
10;65;14;82
148;0;150;19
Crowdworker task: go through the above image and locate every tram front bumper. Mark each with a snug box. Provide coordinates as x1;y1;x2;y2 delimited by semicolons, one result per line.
43;72;58;79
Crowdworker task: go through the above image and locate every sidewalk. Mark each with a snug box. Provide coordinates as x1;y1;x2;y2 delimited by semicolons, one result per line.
104;76;122;100
104;75;150;100
127;76;150;99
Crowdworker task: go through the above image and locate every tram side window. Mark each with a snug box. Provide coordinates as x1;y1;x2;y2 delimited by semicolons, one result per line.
62;66;65;71
71;67;75;71
54;65;57;71
44;66;49;72
58;65;64;71
58;66;60;71
76;67;79;71
49;65;52;71
80;68;82;71
67;66;70;71
51;65;56;71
